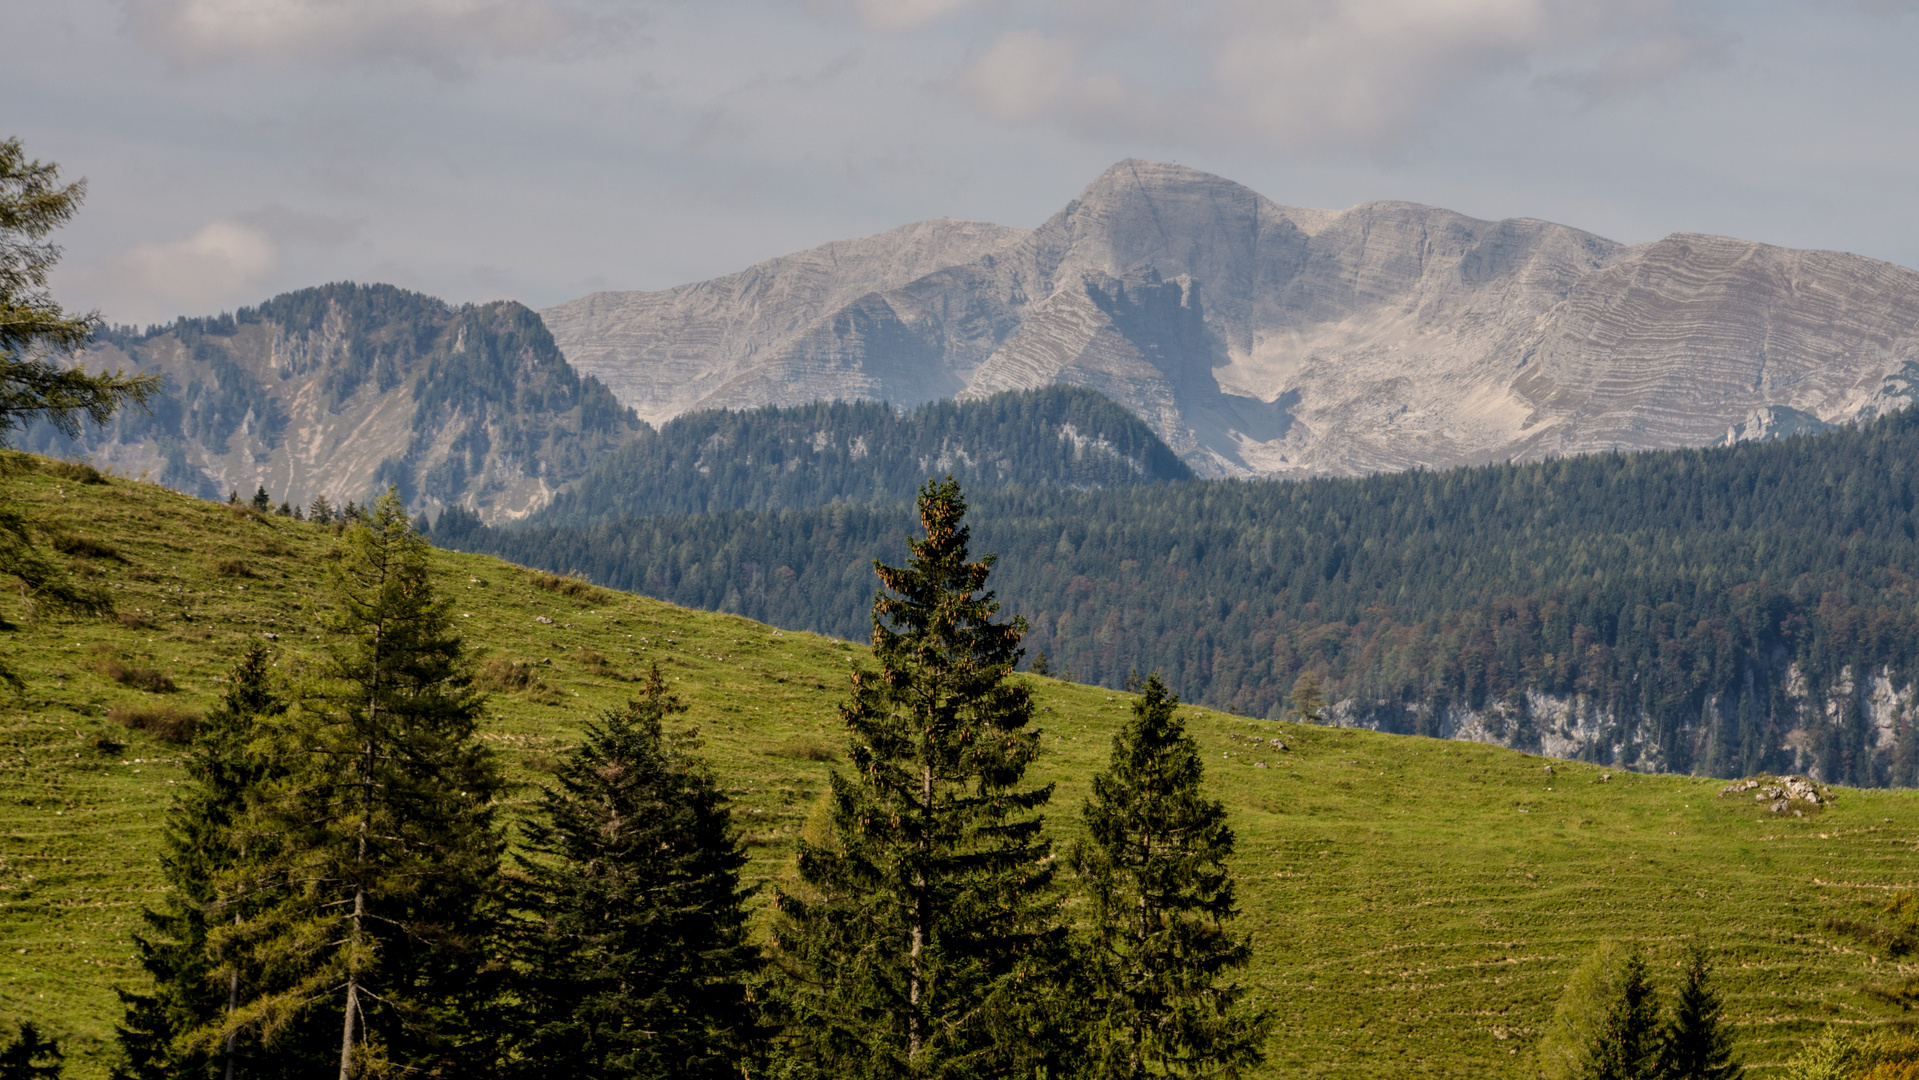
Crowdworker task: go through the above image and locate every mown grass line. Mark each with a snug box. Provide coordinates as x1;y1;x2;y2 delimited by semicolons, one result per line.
0;462;1915;1077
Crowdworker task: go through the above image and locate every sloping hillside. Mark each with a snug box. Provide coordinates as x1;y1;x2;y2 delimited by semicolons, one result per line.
442;406;1919;788
546;159;1919;477
3;461;1919;1078
29;283;640;522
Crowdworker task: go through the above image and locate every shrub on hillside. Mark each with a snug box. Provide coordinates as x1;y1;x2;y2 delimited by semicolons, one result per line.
95;653;177;693
529;569;607;605
108;702;199;743
478;657;564;702
51;533;122;560
478;657;539;691
44;459;106;484
213;558;253;577
769;738;836;762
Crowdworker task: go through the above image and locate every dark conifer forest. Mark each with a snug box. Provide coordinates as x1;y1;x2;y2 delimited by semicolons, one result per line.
528;383;1193;526
433;404;1919;787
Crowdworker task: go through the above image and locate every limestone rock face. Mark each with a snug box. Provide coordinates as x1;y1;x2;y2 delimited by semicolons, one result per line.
540;218;1026;425
547;160;1919;476
50;284;639;523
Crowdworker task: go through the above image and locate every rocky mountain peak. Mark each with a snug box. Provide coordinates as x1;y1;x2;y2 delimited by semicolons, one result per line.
543;160;1919;477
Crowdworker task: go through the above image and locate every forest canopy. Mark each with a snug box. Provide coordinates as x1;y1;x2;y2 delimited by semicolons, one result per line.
434;404;1919;788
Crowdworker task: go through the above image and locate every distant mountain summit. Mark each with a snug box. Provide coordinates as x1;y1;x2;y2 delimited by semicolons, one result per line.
49;284;639;521
545;159;1919;477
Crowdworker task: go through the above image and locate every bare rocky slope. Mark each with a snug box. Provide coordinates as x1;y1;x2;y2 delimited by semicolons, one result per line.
546;160;1919;477
41;283;640;523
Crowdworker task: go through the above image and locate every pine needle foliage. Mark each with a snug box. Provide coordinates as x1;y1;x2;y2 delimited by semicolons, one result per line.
1073;673;1271;1079
1658;944;1741;1080
0;1023;62;1080
0;136;157;444
1579;949;1663;1080
209;490;503;1078
113;643;327;1080
509;663;762;1080
773;477;1065;1079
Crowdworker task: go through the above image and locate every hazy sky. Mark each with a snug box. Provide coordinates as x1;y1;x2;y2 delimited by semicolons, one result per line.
9;0;1919;326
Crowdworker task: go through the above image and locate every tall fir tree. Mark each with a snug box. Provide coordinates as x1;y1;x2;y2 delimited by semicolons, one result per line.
1658;945;1741;1080
509;664;762;1079
114;644;329;1080
210;489;504;1079
773;477;1066;1079
1072;673;1271;1079
1580;949;1662;1080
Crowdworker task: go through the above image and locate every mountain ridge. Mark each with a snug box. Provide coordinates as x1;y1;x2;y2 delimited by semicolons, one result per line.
488;383;1191;531
544;159;1919;477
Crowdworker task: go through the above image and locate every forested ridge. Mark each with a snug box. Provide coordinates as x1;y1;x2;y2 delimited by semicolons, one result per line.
433;406;1919;786
527;383;1192;526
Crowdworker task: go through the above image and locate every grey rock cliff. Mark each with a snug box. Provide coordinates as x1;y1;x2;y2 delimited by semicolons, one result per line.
48;284;638;522
546;160;1919;476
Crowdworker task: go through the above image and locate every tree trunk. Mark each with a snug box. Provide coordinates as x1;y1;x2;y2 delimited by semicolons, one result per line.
340;595;383;1080
339;732;374;1080
338;885;365;1080
1132;825;1152;1080
223;954;240;1080
909;761;931;1065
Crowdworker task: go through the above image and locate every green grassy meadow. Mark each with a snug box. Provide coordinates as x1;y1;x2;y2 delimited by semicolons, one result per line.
3;460;1918;1077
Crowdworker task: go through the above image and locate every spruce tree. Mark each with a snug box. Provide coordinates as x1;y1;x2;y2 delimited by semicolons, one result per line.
1073;673;1271;1079
114;644;329;1080
1659;945;1741;1080
211;489;504;1078
1580;949;1662;1080
773;477;1065;1079
509;664;761;1079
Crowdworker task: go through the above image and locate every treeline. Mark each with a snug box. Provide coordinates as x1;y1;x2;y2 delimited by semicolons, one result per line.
433;406;1919;787
525;383;1192;527
96;486;1266;1080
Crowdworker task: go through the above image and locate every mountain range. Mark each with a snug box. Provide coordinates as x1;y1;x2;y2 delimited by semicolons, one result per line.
547;159;1919;477
43;158;1919;514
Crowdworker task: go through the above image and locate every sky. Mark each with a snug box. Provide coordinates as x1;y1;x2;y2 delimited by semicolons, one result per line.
8;0;1919;327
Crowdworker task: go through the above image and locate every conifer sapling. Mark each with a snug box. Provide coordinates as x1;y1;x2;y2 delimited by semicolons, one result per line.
1073;673;1271;1079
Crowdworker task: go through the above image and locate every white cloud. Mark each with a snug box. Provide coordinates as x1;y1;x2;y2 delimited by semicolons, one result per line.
76;220;280;322
238;205;365;247
959;31;1083;122
950;0;1719;149
1562;30;1728;102
123;0;642;73
845;0;975;31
